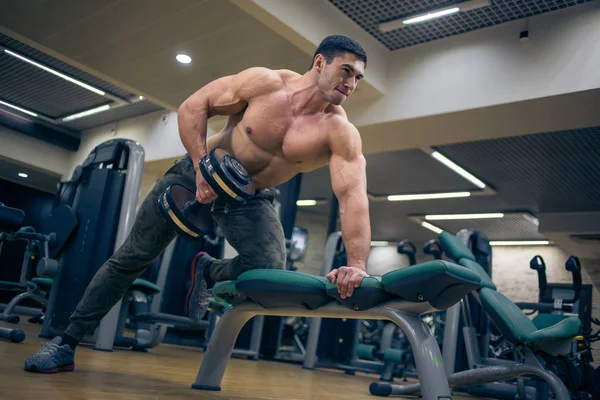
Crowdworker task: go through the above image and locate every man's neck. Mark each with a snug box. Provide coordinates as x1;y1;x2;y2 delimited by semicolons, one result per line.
289;73;331;115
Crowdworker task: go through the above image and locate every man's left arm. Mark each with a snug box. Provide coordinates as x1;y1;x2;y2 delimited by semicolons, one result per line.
326;120;371;299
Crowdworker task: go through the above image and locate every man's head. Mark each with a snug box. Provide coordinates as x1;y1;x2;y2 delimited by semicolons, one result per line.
310;35;367;105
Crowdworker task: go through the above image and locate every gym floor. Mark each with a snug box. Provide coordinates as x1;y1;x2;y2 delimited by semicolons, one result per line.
0;321;482;400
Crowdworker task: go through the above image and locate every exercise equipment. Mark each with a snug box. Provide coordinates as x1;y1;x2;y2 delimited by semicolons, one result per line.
39;139;145;354
0;326;25;342
371;231;579;400
199;148;255;202
0;202;76;341
396;240;416;265
193;258;482;399
159;149;254;241
512;254;599;399
158;183;215;240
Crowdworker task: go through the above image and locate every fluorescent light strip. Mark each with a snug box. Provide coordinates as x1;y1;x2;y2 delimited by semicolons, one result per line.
388;192;470;201
371;241;389;247
379;0;490;32
0;100;38;117
425;213;504;221
431;151;486;189
62;105;111;122
403;7;459;24
296;200;317;206
490;241;551;246
4;49;106;96
421;221;443;234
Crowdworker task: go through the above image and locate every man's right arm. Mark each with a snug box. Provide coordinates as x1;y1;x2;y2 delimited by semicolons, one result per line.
177;67;279;171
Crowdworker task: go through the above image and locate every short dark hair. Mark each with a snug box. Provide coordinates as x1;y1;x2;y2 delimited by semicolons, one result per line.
310;34;367;70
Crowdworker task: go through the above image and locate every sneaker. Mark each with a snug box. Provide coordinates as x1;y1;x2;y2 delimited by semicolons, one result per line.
24;336;75;373
185;252;214;321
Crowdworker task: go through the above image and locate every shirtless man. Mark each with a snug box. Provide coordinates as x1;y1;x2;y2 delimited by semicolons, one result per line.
24;34;371;373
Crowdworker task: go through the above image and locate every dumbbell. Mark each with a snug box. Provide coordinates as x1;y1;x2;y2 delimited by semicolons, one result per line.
158;148;255;241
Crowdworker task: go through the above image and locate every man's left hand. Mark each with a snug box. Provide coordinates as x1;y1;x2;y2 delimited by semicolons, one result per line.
326;266;368;299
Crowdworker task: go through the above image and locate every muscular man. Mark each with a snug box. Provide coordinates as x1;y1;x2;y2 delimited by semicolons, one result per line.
24;34;371;373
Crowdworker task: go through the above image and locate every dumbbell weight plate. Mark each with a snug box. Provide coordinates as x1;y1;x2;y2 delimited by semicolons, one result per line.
158;184;214;241
199;148;255;202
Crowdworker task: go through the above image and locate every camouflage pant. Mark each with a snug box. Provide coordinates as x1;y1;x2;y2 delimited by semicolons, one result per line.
64;155;286;341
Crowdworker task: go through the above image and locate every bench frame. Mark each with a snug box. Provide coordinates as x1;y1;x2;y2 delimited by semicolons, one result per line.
192;299;453;400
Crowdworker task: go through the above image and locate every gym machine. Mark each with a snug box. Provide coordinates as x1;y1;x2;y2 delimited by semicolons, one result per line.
39;139;145;353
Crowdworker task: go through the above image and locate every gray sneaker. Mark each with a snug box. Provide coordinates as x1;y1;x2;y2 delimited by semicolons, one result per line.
185;252;214;321
24;336;75;373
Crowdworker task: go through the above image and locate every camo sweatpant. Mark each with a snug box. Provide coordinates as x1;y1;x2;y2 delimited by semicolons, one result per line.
64;155;286;341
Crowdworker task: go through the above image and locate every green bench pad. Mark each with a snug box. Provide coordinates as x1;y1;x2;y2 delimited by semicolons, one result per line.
382;260;481;310
438;231;476;262
533;313;570;330
479;288;582;346
236;270;330;310
231;260;480;312
131;278;161;295
326;276;392;311
459;259;496;290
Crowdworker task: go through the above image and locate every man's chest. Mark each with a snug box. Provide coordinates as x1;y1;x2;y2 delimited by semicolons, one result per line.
238;102;331;162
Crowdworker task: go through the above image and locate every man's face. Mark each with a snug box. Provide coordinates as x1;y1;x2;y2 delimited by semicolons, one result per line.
316;53;365;105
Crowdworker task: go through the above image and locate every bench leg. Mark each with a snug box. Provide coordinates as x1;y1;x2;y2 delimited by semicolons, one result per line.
382;309;451;400
192;303;254;391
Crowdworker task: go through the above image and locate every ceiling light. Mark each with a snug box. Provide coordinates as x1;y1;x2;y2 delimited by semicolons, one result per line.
431;151;486;189
0;99;38;117
18;173;28;178
404;7;459;25
371;241;389;247
425;213;504;221
62;104;111;122
138;96;145;100
4;49;106;96
490;241;551;246
421;221;443;234
176;54;192;64
297;200;317;206
379;0;491;32
387;192;471;201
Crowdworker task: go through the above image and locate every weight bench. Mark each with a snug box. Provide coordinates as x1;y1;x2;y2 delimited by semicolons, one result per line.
192;260;482;400
371;231;578;400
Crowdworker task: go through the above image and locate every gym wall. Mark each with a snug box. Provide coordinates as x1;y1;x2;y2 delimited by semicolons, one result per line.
0;125;72;179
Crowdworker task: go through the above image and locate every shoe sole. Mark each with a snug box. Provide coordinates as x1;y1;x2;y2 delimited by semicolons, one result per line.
185;251;207;318
26;363;74;373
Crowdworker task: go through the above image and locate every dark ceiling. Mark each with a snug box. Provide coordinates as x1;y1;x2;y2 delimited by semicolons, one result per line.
0;33;163;151
328;0;592;50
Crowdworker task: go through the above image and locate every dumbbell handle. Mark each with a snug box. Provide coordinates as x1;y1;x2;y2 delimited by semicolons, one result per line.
530;255;548;296
565;256;582;303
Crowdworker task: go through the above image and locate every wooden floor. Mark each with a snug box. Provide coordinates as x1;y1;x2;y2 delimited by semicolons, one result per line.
0;321;482;400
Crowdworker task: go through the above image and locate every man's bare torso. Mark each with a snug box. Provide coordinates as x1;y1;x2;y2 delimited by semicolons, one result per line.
206;70;346;190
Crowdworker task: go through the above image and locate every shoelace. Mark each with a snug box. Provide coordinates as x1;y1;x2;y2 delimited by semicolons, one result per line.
37;342;61;356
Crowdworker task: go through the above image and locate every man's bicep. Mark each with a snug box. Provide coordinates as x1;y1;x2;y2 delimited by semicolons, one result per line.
329;148;367;200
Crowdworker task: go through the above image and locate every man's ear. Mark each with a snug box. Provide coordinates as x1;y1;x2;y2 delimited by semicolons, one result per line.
314;54;326;72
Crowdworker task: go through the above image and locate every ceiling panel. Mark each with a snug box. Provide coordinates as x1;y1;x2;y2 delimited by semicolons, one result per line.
437;126;600;214
0;52;109;118
419;214;545;241
62;100;163;131
328;0;592;50
364;149;478;195
0;33;134;100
